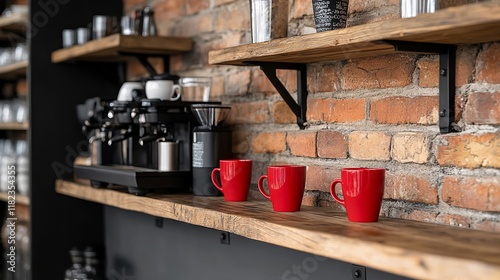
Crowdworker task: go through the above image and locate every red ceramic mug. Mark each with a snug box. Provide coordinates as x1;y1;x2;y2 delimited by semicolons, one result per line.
211;159;252;202
330;168;385;222
258;165;306;212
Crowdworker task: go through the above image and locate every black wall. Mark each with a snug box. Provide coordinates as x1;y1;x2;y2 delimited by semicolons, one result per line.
105;206;410;280
29;1;122;278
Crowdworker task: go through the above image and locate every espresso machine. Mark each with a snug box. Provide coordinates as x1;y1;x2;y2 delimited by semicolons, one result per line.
191;104;233;196
75;95;215;195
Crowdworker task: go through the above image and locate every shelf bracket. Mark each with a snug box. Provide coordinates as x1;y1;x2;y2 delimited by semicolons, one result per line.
248;62;308;129
117;52;171;77
384;40;457;133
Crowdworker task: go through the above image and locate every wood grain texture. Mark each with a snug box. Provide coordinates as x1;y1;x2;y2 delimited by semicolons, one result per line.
51;34;193;63
0;13;27;32
0;192;30;206
209;2;500;65
0;60;27;80
56;179;500;280
0;122;29;130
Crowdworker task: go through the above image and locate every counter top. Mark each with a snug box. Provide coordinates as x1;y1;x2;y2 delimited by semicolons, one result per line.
56;179;500;280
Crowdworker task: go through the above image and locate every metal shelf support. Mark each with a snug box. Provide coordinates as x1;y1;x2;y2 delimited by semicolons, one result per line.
249;62;308;129
384;40;457;133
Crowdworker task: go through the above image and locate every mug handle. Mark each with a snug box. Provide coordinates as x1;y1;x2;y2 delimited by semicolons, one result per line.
170;84;182;101
257;175;271;200
211;168;224;193
329;179;345;206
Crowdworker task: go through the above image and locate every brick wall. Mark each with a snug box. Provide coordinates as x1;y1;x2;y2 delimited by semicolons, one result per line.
125;0;500;232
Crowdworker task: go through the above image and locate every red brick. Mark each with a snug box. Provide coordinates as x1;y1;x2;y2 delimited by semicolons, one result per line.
307;98;329;122
341;55;413;90
233;130;250;154
210;75;225;99
214;0;237;7
476;43;500;84
392;209;471;228
225;69;252;96
349;131;391;161
306;98;365;123
328;99;366;123
302;192;318;207
226;102;269;125
317;131;348;159
287;132;317;157
370;96;438;125
250;69;275;93
272;100;296;124
384;174;438;204
473;221;500;233
309;63;339;94
216;3;249;32
124;0;147;12
416;58;438;88
437;133;500;168
305;165;340;193
442;176;500;212
185;0;209;15
416;49;475;88
464;92;500;125
174;13;214;37
391;133;430;164
251;132;286;153
291;0;313;19
127;58;163;80
154;0;184;26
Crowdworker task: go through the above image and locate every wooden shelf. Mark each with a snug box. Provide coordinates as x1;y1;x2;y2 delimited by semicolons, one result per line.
56;179;500;280
0;122;29;130
0;60;27;79
51;34;193;63
209;2;500;65
0;13;27;33
0;192;29;206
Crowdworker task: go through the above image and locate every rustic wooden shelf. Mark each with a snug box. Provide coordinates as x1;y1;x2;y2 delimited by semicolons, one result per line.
0;13;27;33
56;179;500;280
51;34;193;63
0;122;29;130
0;192;29;206
209;2;500;65
0;60;27;79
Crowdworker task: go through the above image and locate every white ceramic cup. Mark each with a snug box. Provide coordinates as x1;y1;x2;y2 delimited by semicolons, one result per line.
145;80;182;101
117;82;143;101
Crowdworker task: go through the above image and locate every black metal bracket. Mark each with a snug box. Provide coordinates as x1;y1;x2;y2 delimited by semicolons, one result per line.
351;264;366;280
220;231;230;245
247;62;308;129
384;40;458;133
117;52;171;78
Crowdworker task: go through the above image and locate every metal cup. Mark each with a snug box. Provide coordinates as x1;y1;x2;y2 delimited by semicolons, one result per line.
62;29;76;48
121;15;136;35
93;15;116;39
157;140;179;171
76;28;90;45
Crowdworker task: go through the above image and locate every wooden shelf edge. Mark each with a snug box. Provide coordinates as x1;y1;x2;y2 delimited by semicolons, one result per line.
209;2;500;65
0;192;30;206
0;122;29;130
0;13;27;32
0;60;28;79
51;34;193;63
56;179;500;280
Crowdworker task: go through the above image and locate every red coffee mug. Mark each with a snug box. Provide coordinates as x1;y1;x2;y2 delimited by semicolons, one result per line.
258;165;306;212
211;159;252;202
330;168;385;222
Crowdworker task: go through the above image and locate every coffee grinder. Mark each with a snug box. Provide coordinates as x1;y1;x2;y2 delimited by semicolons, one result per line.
191;104;232;196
